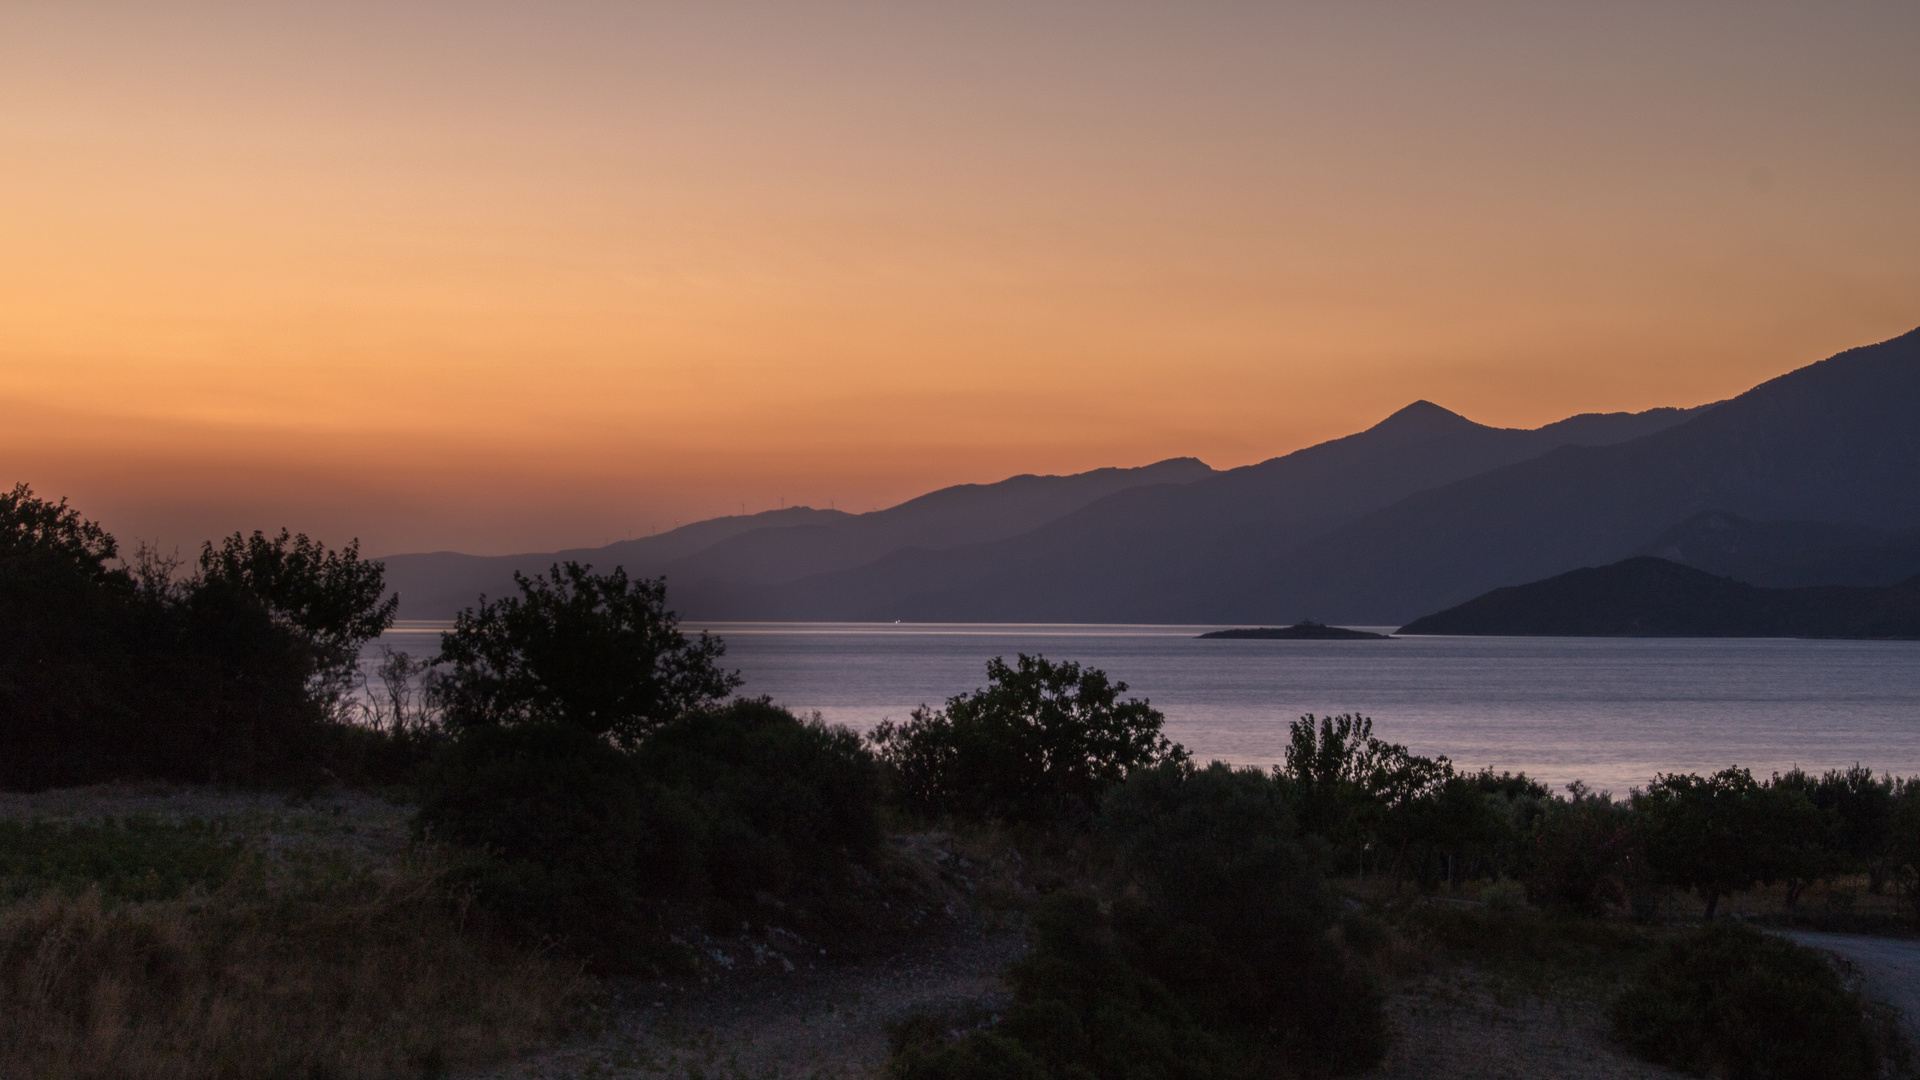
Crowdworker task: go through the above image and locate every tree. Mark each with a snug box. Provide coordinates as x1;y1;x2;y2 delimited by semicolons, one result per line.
1636;768;1767;918
0;482;122;578
1280;713;1456;879
869;654;1186;824
1757;770;1841;908
0;485;135;788
432;562;739;747
198;528;398;707
1812;765;1894;892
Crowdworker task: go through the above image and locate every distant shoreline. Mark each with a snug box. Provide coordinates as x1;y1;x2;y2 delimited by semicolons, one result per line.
1197;622;1392;641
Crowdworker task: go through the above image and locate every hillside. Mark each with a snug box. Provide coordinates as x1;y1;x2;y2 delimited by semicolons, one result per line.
381;458;1213;618
682;401;1709;620
377;327;1920;625
1636;511;1920;588
1398;556;1920;639
1241;327;1920;623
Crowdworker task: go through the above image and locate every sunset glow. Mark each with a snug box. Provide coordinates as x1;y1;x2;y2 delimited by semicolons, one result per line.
5;1;1916;554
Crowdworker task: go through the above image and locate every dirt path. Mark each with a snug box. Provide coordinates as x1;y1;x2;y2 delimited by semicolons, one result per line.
464;923;1026;1080
1786;930;1920;1041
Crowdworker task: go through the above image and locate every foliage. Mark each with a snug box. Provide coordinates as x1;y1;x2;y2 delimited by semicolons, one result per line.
1;485;402;789
890;763;1384;1080
1610;920;1896;1080
0;482;121;577
433;561;740;748
198;527;398;707
633;698;882;900
1812;765;1896;890
1634;767;1838;918
1280;713;1473;883
415;699;881;949
0;817;241;904
1521;787;1637;915
1102;761;1386;1075
869;654;1187;824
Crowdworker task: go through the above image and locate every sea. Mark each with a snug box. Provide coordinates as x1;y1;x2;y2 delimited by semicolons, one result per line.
372;621;1920;796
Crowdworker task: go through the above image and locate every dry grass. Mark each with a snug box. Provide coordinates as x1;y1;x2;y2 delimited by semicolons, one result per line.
0;785;585;1080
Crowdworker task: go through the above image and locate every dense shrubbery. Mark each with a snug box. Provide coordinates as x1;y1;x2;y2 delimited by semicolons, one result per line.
417;565;885;949
891;762;1385;1080
869;654;1186;824
0;485;401;789
417;698;883;949
1610;920;1898;1080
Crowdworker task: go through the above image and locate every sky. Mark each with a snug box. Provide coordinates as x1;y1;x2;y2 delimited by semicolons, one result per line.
3;1;1916;557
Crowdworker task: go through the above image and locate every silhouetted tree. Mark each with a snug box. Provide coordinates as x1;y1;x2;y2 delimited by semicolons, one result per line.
1636;767;1767;918
432;562;739;747
869;654;1186;824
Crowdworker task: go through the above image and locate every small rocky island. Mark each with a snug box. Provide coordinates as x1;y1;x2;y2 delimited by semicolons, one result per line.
1198;620;1392;640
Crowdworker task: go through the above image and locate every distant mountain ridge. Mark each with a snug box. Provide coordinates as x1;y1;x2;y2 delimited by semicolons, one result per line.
381;457;1215;618
378;325;1920;625
1245;326;1920;622
1398;556;1920;639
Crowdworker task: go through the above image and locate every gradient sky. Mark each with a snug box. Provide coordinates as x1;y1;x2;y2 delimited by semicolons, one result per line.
3;1;1916;556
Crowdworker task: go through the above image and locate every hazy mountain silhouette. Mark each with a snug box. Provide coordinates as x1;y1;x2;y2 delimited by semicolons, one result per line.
687;401;1710;620
381;458;1214;617
1398;556;1920;639
381;327;1917;625
1247;327;1920;622
1635;511;1920;588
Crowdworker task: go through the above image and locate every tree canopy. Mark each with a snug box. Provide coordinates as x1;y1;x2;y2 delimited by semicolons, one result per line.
433;561;740;747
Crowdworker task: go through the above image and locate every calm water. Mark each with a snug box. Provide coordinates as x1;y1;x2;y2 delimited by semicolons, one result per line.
374;621;1920;796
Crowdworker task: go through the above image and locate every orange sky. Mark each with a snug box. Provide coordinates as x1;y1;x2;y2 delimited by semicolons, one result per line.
3;1;1916;556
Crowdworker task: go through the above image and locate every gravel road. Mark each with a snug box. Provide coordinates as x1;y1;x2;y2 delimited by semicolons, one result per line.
1786;930;1920;1040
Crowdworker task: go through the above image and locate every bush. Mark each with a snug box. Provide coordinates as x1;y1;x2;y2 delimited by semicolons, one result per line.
634;698;882;903
1102;762;1385;1076
432;561;740;747
869;654;1186;825
890;763;1384;1080
415;722;692;942
415;699;882;949
1610;920;1897;1080
0;484;400;790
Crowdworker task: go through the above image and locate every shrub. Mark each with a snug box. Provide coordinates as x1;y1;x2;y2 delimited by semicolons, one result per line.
1610;920;1896;1080
891;762;1384;1080
432;562;740;747
415;699;882;949
891;891;1230;1080
1102;762;1385;1076
0;484;401;790
415;722;692;942
869;654;1186;825
633;698;882;902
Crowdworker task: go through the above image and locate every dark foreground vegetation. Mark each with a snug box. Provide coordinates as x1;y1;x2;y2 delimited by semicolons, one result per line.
6;486;1920;1077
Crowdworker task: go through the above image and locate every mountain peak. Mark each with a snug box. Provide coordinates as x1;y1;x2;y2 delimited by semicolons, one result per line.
1364;400;1482;441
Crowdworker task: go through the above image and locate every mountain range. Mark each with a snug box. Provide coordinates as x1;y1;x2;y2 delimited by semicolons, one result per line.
380;326;1920;624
